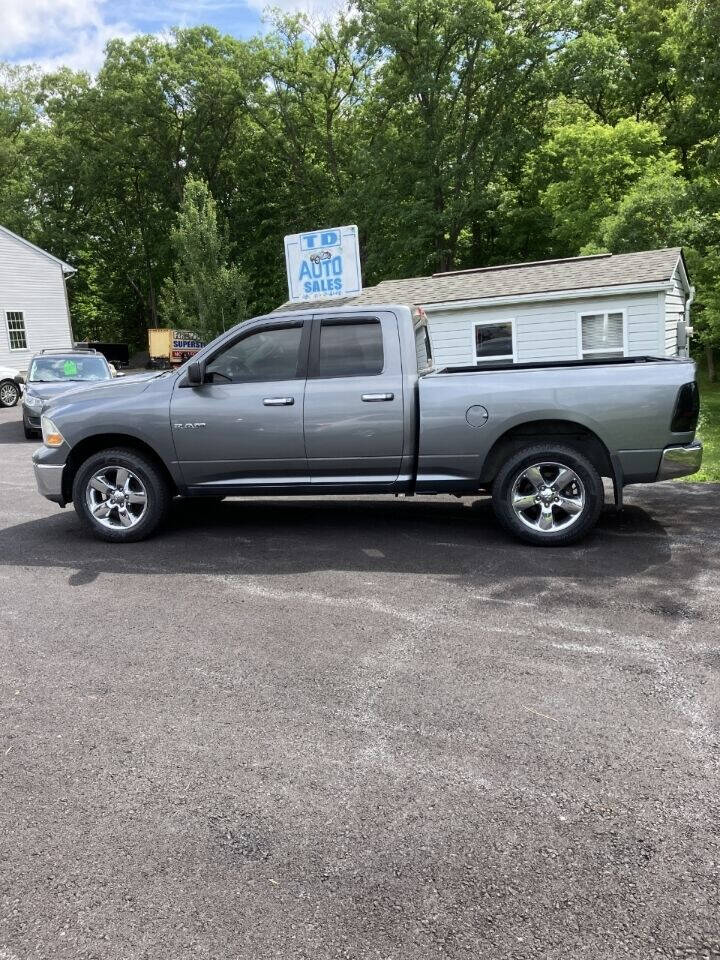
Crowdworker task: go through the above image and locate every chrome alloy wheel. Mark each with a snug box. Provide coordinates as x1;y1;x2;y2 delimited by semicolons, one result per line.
0;382;19;406
86;466;148;530
510;461;586;534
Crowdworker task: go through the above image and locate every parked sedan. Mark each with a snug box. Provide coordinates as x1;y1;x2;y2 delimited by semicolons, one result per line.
0;365;23;408
22;351;113;439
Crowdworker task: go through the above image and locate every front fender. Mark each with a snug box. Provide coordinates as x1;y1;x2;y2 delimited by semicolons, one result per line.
46;375;181;490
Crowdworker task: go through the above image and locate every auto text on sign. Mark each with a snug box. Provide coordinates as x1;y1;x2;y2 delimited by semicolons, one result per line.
283;225;362;303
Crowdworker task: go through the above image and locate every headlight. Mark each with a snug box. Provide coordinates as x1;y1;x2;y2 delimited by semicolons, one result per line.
23;394;43;410
41;416;65;447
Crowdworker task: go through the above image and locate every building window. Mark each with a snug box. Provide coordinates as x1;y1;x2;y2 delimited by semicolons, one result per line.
6;312;27;351
580;311;625;358
474;320;514;363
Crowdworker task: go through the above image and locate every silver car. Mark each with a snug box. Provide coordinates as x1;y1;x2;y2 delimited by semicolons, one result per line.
22;350;113;439
0;364;23;408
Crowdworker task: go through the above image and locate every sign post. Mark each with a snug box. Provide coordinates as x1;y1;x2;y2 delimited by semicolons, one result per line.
284;225;362;303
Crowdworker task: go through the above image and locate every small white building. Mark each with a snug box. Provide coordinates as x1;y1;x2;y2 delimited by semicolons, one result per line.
281;248;693;366
0;225;76;370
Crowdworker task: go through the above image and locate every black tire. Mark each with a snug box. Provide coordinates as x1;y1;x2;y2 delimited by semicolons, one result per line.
491;444;604;547
0;380;20;407
72;446;171;543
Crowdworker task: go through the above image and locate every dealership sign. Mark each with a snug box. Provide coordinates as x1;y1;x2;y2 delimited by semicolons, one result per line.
171;332;204;363
284;225;362;302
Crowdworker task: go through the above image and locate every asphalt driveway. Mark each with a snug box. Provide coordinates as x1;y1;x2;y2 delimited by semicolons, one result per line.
0;403;719;959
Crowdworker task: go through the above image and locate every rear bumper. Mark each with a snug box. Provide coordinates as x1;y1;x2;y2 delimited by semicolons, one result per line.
656;441;703;481
33;461;66;505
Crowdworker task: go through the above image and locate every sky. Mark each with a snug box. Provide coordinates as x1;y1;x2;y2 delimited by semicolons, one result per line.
2;0;341;74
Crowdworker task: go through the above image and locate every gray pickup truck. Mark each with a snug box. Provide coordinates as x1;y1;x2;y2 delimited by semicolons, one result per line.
32;304;702;546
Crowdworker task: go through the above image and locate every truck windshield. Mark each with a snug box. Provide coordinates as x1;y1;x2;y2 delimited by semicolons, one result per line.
29;356;111;383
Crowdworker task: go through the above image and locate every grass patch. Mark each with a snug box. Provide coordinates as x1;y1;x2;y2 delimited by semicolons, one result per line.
680;368;720;483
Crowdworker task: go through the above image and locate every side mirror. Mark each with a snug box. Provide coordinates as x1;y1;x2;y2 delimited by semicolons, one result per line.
186;360;205;385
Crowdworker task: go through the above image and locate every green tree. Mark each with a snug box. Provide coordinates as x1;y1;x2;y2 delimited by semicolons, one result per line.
684;181;720;381
0;63;41;231
535;113;678;252
671;0;720;376
160;177;247;341
593;166;692;253
209;11;376;313
19;29;265;345
555;0;684;126
353;0;570;277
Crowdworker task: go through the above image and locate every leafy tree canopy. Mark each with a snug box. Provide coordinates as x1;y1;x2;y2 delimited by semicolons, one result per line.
160;177;247;342
0;0;718;369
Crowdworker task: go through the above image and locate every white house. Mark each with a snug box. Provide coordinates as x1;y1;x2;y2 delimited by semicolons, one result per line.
0;225;76;371
279;248;693;366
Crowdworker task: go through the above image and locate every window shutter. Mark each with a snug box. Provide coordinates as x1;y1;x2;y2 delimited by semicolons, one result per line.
582;312;623;352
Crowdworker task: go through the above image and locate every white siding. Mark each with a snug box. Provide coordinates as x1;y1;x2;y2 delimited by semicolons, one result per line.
0;230;73;370
425;290;663;367
663;268;686;356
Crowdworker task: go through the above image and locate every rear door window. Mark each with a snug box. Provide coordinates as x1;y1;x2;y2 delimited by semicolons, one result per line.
315;320;384;378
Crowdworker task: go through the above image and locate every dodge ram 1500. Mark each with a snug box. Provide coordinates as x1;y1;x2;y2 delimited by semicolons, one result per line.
32;304;702;546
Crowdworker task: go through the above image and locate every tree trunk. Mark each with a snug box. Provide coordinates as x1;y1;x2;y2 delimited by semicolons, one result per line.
148;278;158;328
706;343;716;382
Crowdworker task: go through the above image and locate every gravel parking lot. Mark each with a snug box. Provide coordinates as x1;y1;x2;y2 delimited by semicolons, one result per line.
0;402;719;960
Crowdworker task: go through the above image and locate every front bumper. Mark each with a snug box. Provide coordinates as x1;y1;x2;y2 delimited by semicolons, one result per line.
23;399;44;427
33;459;66;505
23;408;42;428
656;441;703;481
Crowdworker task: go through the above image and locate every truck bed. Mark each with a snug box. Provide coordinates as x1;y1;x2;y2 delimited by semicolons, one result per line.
417;353;697;492
437;355;680;375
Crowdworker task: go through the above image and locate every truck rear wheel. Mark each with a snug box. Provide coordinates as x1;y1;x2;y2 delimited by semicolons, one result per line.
491;444;604;546
72;447;170;542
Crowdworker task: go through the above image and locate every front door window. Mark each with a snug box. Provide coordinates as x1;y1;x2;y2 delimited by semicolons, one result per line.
205;326;303;383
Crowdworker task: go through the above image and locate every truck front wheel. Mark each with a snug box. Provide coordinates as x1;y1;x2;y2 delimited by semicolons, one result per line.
72;447;171;542
491;444;604;546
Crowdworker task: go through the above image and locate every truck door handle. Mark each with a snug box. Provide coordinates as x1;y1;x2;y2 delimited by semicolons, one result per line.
361;393;394;402
263;397;294;406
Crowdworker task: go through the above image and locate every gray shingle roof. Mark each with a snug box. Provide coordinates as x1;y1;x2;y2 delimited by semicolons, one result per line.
275;248;685;312
273;296;354;314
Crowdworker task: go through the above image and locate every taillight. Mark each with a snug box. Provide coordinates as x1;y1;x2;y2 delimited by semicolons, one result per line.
671;382;700;432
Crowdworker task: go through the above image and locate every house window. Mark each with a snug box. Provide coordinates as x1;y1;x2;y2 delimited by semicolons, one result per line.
474;320;514;363
580;311;625;358
6;312;27;351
